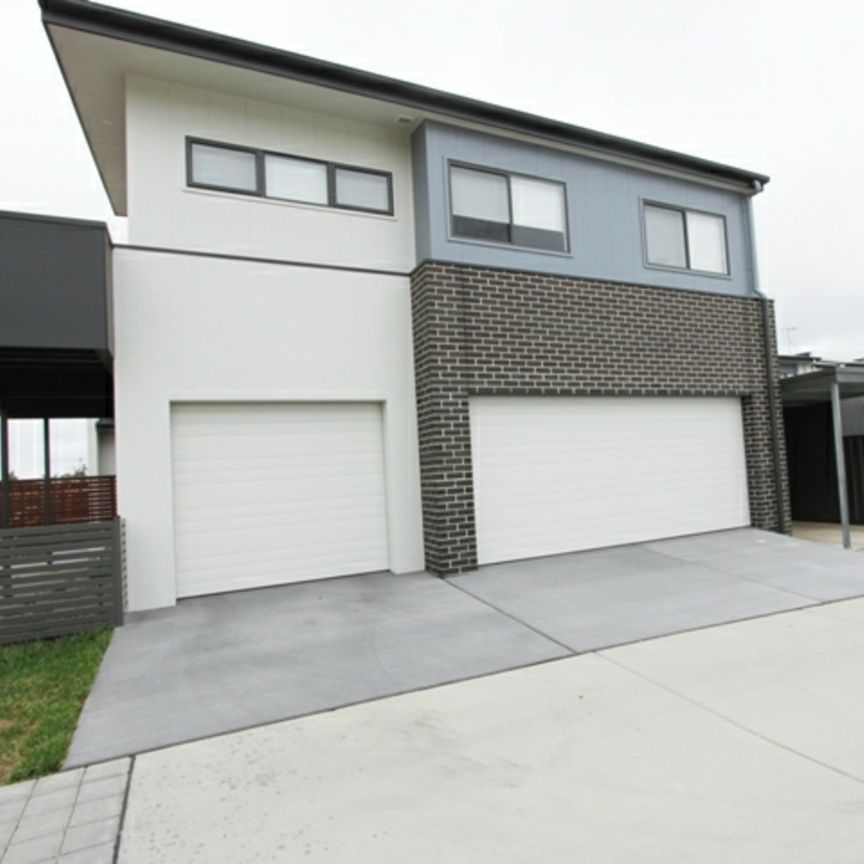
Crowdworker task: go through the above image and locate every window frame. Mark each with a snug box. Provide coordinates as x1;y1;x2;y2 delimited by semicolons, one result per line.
446;160;570;255
185;137;395;216
641;199;730;278
186;139;262;197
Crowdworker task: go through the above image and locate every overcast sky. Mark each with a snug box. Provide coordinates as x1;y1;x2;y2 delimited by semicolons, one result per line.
3;0;864;364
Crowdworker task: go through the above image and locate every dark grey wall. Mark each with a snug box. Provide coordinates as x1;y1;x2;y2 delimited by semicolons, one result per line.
0;212;112;353
412;121;756;298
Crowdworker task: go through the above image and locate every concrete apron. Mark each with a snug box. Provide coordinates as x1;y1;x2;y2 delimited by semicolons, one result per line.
115;599;864;863
66;528;864;767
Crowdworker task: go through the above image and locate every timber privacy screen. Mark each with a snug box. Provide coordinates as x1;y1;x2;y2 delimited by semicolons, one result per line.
0;518;126;644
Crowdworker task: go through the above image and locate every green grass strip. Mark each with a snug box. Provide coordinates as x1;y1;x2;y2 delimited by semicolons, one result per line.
0;629;112;784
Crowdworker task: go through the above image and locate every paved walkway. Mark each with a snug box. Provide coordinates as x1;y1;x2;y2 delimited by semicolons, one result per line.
0;759;130;864
111;598;864;862
792;519;864;550
67;528;864;766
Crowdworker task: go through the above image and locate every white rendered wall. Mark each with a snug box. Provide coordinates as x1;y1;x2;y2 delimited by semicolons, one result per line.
125;76;416;271
112;248;425;611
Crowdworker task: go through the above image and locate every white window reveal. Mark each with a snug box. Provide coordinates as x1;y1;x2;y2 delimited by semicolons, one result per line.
449;164;568;252
187;138;393;215
644;202;728;275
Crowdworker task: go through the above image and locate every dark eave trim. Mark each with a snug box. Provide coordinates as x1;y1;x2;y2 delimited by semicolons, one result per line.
0;209;109;233
40;0;769;189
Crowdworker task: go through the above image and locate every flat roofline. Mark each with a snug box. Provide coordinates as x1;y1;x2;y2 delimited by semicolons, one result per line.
40;0;769;189
781;367;864;405
0;209;109;233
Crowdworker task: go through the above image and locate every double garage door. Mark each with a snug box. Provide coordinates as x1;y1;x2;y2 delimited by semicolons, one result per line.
470;396;751;565
171;402;389;598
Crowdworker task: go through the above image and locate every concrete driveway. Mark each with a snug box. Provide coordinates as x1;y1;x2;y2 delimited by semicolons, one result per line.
66;528;864;766
116;598;864;863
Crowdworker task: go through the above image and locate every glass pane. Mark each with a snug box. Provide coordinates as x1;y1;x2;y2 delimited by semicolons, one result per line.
450;166;509;223
49;419;92;477
264;154;328;204
511;176;566;232
686;211;728;274
190;143;258;192
644;205;687;268
334;168;390;212
8;420;44;480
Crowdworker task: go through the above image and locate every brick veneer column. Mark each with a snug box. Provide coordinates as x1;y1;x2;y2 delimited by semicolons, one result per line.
410;261;790;575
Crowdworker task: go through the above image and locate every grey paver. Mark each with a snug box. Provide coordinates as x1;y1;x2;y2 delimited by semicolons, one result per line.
59;842;115;864
61;816;120;854
0;782;34;807
20;787;77;818
77;774;126;804
82;758;130;783
0;799;27;827
3;831;63;864
68;795;124;827
11;807;70;843
31;771;82;798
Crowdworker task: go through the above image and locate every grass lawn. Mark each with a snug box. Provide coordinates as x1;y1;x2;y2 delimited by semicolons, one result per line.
0;629;112;785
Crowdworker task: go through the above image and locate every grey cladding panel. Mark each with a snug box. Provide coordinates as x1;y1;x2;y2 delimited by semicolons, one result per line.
0;212;112;351
411;122;755;297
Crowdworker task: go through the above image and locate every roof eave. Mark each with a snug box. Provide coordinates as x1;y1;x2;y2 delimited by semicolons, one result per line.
40;0;769;190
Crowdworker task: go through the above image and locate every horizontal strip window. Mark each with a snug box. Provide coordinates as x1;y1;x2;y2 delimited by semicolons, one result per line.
643;202;729;275
449;163;569;253
186;138;394;215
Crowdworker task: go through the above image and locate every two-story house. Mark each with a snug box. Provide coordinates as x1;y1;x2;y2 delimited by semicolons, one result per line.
36;0;789;612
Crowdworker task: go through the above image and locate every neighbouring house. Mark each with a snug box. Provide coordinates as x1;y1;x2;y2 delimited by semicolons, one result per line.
0;210;123;642
780;356;864;535
17;0;789;614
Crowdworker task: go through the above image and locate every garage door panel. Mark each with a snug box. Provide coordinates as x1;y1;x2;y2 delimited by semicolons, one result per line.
470;396;750;565
172;402;389;597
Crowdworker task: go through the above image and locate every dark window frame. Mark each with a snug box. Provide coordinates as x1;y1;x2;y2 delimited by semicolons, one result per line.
447;161;570;254
186;139;262;196
641;199;731;278
186;137;395;216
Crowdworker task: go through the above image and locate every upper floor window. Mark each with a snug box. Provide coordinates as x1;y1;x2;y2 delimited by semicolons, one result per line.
187;138;393;215
449;164;568;252
643;202;728;275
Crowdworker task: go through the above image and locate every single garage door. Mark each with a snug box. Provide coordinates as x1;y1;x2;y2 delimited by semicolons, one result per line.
470;396;750;565
171;402;389;598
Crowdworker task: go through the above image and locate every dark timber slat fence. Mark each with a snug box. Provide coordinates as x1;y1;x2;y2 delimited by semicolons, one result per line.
0;475;117;528
0;518;125;644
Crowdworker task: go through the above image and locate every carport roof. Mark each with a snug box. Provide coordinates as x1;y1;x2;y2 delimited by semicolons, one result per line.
781;366;864;406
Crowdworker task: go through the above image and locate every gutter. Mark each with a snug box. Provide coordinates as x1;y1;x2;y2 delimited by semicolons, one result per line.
747;182;787;533
40;0;769;190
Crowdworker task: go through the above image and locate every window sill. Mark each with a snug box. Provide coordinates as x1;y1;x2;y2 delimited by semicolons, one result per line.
183;186;398;222
446;233;573;259
642;261;732;281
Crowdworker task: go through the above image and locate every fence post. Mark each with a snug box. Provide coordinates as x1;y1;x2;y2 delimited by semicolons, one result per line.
0;410;9;529
111;516;125;627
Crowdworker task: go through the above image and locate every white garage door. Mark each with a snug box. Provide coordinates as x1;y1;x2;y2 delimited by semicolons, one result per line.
171;402;389;598
470;396;750;565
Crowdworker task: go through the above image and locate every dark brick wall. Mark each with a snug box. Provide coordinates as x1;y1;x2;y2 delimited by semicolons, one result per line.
410;261;791;575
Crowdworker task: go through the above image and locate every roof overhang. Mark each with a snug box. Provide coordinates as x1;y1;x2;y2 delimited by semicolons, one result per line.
781;367;864;407
41;0;770;217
